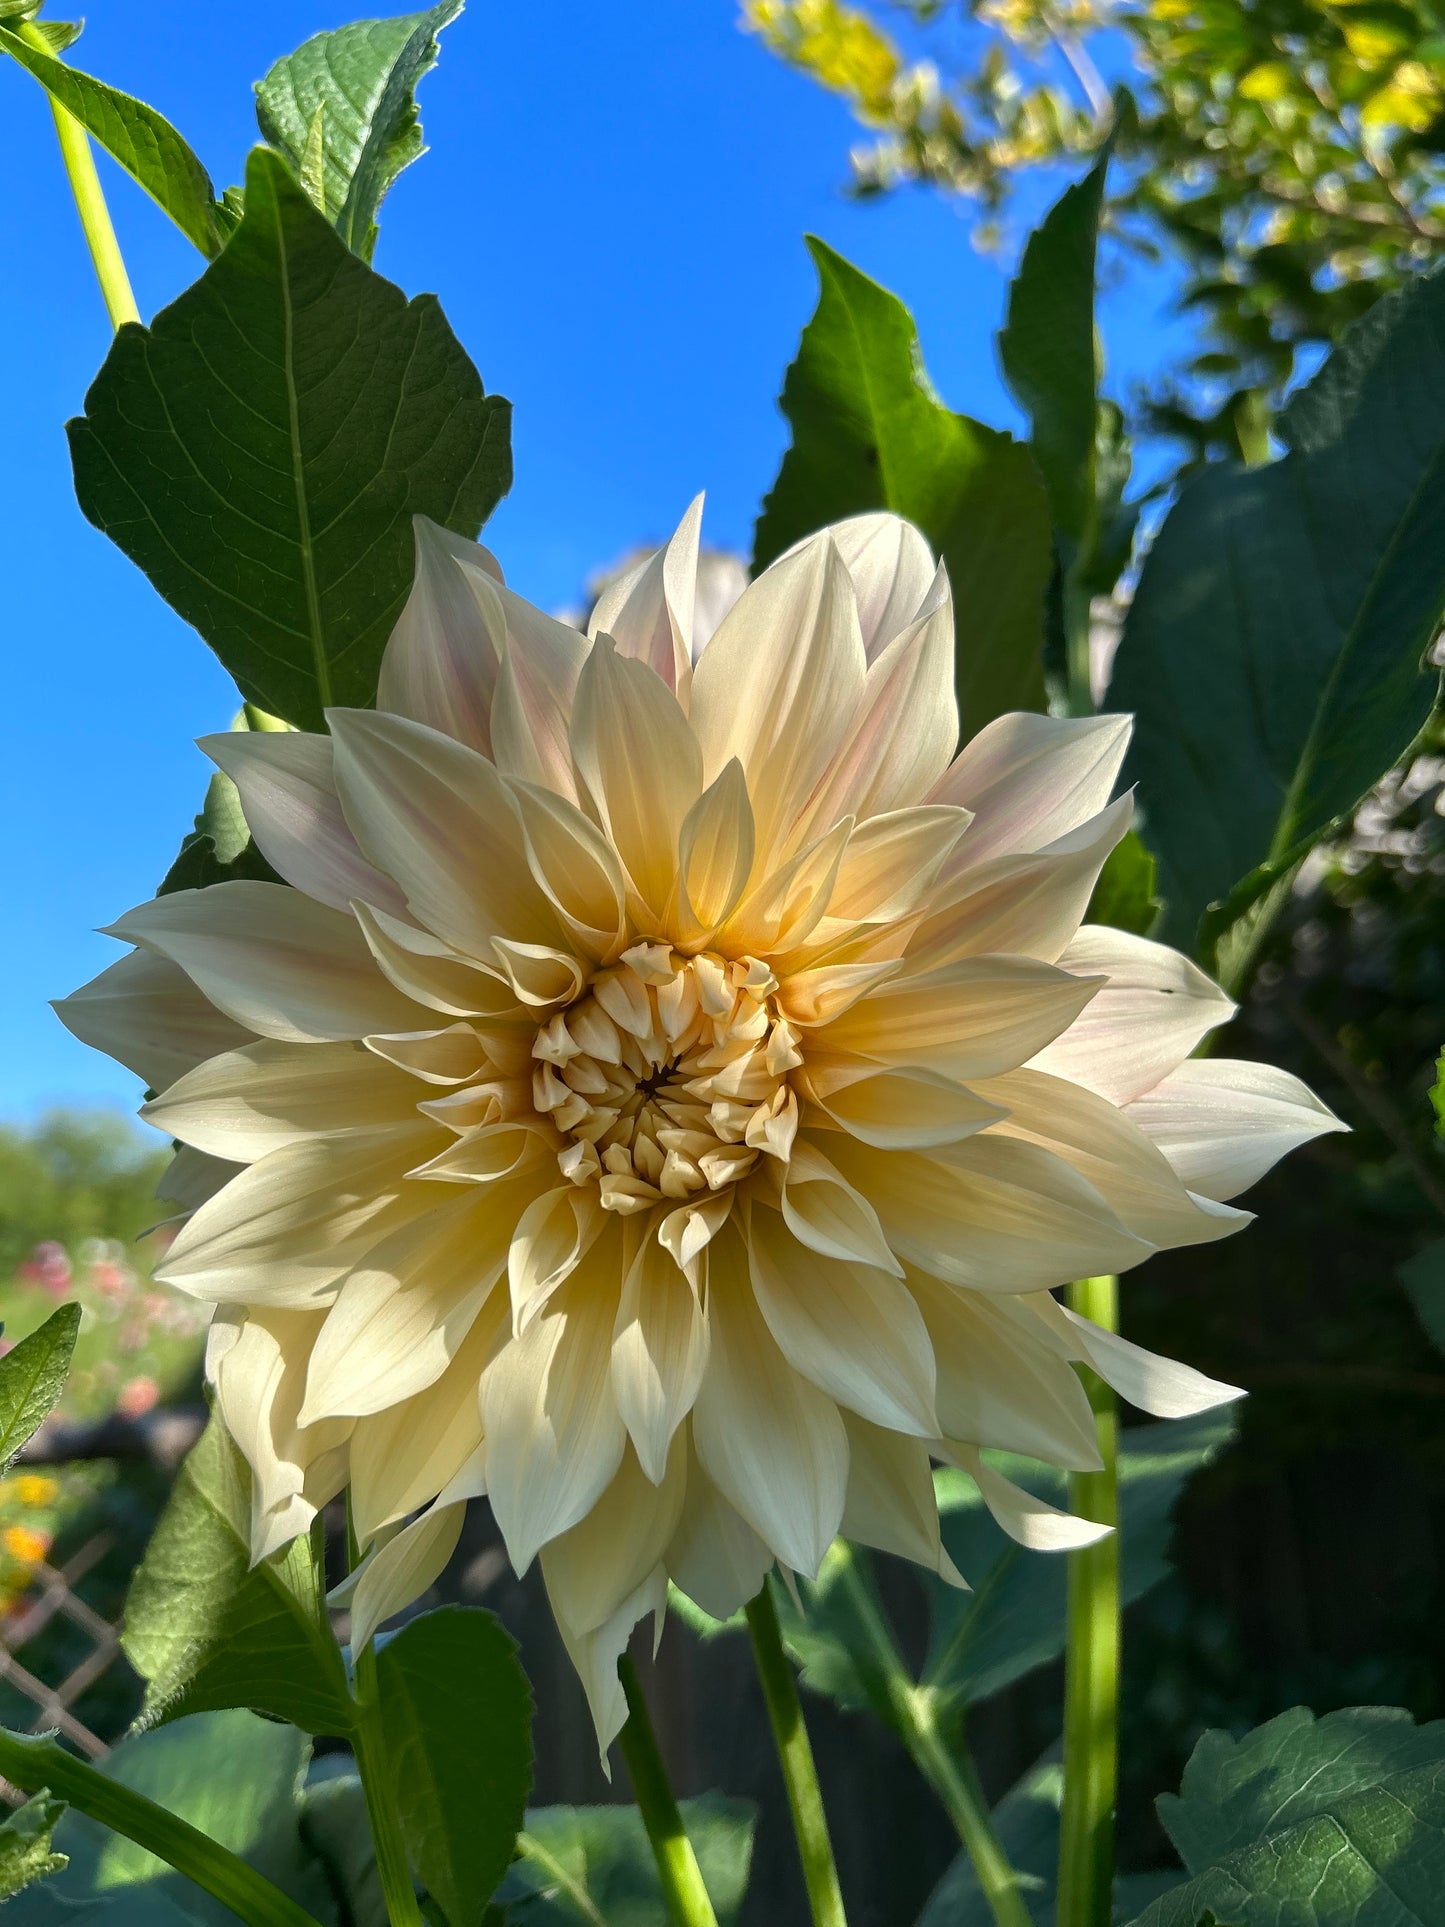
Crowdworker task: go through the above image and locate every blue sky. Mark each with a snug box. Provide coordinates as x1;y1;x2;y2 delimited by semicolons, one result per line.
1;0;1192;1120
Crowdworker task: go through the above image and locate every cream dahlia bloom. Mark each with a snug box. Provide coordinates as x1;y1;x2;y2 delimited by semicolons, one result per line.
59;502;1341;1746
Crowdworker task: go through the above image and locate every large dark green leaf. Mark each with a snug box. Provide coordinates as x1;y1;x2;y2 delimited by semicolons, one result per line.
1398;1237;1445;1358
0;23;222;255
376;1607;533;1926
15;1713;333;1927
499;1797;756;1927
68;144;510;733
922;1409;1236;1712
0;1303;80;1473
255;4;462;260
122;1413;354;1736
999;142;1109;551
296;1773;385;1927
753;237;1051;738
1109;266;1445;963
1127;1706;1445;1926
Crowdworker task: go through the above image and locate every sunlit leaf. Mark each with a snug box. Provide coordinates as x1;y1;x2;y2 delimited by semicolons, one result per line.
0;1303;80;1474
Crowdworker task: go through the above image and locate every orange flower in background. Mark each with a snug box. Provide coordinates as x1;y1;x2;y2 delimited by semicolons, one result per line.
58;501;1342;1745
3;1526;51;1566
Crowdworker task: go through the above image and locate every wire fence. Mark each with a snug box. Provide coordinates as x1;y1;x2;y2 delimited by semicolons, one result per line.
0;1531;119;1774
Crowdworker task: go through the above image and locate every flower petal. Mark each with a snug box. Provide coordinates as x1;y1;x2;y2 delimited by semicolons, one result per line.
1028;927;1235;1104
200;729;406;917
377;516;506;756
328;709;562;959
105;883;423;1045
673;759;756;944
480;1229;629;1572
748;1204;937;1435
931;712;1132;862
826;806;971;925
690;534;865;866
690;1225;848;1578
53;949;253;1093
348;1497;469;1653
1124;1058;1346;1200
143;1039;422;1161
1038;1297;1246;1418
779;1137;902;1275
588;493;704;699
665;1437;773;1621
840;1415;963;1583
612;1225;710;1484
570;636;702;916
818;954;1102;1081
799;1054;1004;1149
782;511;937;660
541;1441;687;1640
946;1444;1112;1551
487;590;590;801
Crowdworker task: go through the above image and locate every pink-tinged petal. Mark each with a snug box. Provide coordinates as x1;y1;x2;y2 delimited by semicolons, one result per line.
779;511;937;660
689;535;865;867
487;590;590;802
351;898;525;1022
328;708;563;959
691;1224;848;1579
200;729;406;917
1028;927;1235;1105
932;712;1132;863
1124;1058;1346;1200
907;796;1132;971
802;584;959;831
53;948;253;1093
589;494;704;699
378;516;506;757
105;882;424;1044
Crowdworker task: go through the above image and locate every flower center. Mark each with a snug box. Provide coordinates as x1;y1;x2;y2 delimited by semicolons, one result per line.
530;944;802;1213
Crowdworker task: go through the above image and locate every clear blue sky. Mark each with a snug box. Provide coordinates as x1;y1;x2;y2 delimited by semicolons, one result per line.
1;0;1192;1121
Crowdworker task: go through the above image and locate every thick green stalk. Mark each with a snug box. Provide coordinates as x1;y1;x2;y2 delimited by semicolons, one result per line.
745;1584;848;1927
14;19;139;329
827;1546;1030;1927
0;1726;324;1927
351;1638;427;1927
616;1654;720;1927
1057;1273;1121;1927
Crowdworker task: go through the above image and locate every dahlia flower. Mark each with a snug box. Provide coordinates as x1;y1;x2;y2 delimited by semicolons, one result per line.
58;502;1341;1746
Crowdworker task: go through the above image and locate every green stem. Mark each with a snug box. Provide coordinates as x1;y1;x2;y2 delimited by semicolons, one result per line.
1062;570;1095;719
615;1654;720;1927
828;1546;1030;1927
15;19;139;329
745;1584;848;1927
1057;1273;1121;1927
352;1638;427;1927
0;1727;324;1927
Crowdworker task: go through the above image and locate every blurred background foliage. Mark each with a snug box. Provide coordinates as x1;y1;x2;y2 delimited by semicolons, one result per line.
745;0;1445;470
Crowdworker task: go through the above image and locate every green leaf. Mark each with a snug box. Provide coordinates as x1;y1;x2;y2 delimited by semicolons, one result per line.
1432;1049;1444;1137
296;1773;385;1927
500;1796;756;1927
0;1794;69;1902
376;1606;533;1925
0;1302;81;1472
158;767;282;896
122;1412;354;1736
999;139;1110;550
255;3;463;261
923;1409;1236;1712
0;23;221;256
1109;265;1445;963
47;1715;331;1927
1398;1238;1445;1357
752;237;1051;739
1127;1706;1445;1926
0;1721;328;1927
1086;828;1160;936
68;144;511;733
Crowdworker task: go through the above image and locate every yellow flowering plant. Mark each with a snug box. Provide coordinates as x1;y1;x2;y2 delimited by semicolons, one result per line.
3;6;1444;1927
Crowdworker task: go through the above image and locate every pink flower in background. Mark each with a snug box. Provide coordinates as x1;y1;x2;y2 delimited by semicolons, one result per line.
18;1241;72;1296
116;1376;160;1418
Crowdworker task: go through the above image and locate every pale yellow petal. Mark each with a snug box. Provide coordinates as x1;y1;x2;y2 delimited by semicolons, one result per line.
200;729;406;917
690;1224;848;1578
541;1441;687;1640
487;592;590;801
378;515;506;756
106;883;423;1045
818;954;1102;1081
777;1137;902;1275
825;807;971;926
348;1498;469;1653
588;494;703;700
799;1053;1004;1150
748;1204;936;1434
351;898;525;1022
54;949;253;1094
945;1444;1111;1550
665;1436;773;1621
1124;1059;1346;1201
612;1225;710;1483
929;712;1132;861
510;779;629;961
839;1415;962;1583
671;759;755;946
